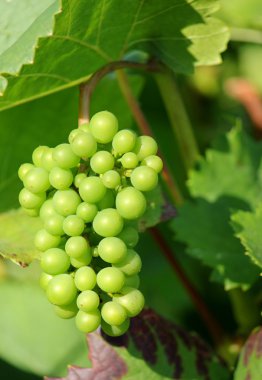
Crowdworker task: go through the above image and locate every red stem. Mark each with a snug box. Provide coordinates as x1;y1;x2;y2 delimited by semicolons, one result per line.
150;227;224;345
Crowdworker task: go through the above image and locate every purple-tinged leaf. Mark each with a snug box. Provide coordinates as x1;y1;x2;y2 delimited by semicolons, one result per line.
234;327;262;380
47;308;230;380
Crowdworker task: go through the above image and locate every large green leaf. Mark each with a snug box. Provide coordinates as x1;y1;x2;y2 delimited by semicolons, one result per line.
0;0;60;94
0;0;229;111
0;209;42;265
0;278;88;377
232;204;262;269
47;309;230;380
234;327;262;380
171;198;259;289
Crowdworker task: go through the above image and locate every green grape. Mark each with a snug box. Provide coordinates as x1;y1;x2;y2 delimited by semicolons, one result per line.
74;173;86;188
34;229;61;251
101;301;127;326
70;250;92;268
32;146;49;167
63;215;85;236
102;170;121;189
124;274;140;288
75;310;101;333
133;135;158;161
39;272;53;290
115;187;146;220
112;129;136;154
77;290;100;312
97;189;115;210
65;236;90;258
117;226;139;248
44;213;64;236
90;151;115;174
41;148;56;171
46;274;77;306
23;208;39;217
70;131;97;157
93;208;123;237
98;237;127;264
54;301;78;319
113;249;142;276
113;287;144;317
49;167;73;190
76;202;98;222
121;152;138;169
23;167;50;193
53;189;81;216
130;166;158;191
18;163;34;181
97;267;125;293
53;143;80;169
79;176;106;203
79;123;90;133
89;111;118;143
68;128;81;144
91;246;99;257
40;247;70;275
142;155;163;173
74;266;96;291
101;318;130;337
19;188;46;209
39;199;56;220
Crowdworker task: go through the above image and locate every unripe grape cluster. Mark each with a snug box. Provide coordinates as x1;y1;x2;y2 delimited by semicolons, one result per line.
18;111;163;336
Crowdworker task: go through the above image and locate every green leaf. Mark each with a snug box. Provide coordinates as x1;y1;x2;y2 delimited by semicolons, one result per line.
0;208;42;265
231;204;262;269
0;0;229;111
188;126;262;208
171;198;260;289
46;309;230;380
0;278;88;377
234;327;262;380
0;0;60;94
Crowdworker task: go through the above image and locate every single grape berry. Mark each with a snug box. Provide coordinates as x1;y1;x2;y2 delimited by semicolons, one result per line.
75;310;101;333
112;129;136;154
89;111;118;143
49;167;73;190
53;144;80;169
97;267;125;293
98;237;127;264
79;176;106;203
53;189;81;216
90;151;115;174
40;248;70;275
46;274;77;306
77;290;100;312
101;319;130;337
115;187;146;220
74;266;97;291
101;301;127;326
70;132;97;157
65;236;90;259
93;208;123;237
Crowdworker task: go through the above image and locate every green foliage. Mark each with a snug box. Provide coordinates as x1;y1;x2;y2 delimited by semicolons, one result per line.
0;0;229;110
172;127;262;288
0;277;88;377
0;209;42;265
234;327;262;380
232;204;262;268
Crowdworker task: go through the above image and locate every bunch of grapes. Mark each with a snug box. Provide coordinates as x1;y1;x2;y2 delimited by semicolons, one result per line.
18;111;163;336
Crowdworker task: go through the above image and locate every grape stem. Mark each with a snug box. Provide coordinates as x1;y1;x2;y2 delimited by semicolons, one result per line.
150;226;225;345
78;60;159;125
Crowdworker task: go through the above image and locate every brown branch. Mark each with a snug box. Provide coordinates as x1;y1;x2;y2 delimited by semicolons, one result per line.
150;227;225;345
78;60;160;126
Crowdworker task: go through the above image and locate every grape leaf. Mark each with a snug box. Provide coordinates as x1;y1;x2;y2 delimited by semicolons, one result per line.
0;0;229;111
171;198;260;289
0;278;88;377
46;308;230;380
231;204;262;269
188;126;262;208
138;186;167;231
0;0;60;94
234;327;262;380
0;208;42;265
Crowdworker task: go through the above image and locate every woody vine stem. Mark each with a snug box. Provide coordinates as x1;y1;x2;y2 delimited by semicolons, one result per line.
78;60;225;345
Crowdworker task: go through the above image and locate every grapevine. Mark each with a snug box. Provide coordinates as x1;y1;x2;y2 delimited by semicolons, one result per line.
18;110;163;336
